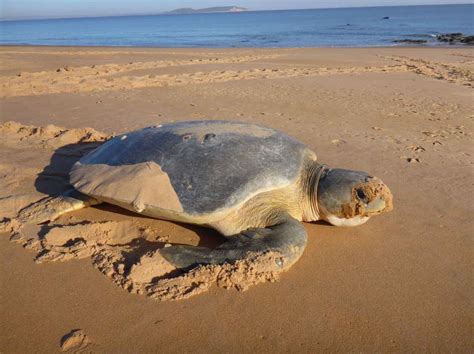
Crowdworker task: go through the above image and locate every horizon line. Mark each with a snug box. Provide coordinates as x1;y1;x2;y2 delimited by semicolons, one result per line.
1;2;472;22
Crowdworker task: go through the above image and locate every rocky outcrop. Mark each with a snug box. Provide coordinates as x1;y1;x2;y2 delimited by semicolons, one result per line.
436;33;474;45
393;33;474;46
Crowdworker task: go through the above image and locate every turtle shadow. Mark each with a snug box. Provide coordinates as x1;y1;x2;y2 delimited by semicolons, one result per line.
34;142;225;250
93;203;225;249
117;237;169;276
34;141;103;196
312;220;333;227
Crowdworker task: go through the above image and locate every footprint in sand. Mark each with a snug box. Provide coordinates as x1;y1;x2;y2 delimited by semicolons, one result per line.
60;329;90;352
406;157;421;163
331;139;346;146
406;144;426;153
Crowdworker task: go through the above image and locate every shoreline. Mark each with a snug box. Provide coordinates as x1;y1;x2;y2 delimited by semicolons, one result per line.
1;42;472;49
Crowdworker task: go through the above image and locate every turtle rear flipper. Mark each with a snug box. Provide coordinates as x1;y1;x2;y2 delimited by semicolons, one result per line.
17;190;101;224
156;214;307;273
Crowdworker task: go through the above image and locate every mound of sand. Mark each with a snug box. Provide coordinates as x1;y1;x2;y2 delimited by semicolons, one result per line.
0;120;109;148
4;216;285;301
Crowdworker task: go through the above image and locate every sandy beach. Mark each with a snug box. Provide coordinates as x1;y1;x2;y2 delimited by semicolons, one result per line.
0;46;472;352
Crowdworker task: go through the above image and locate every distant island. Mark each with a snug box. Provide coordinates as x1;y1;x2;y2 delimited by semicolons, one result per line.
165;6;247;14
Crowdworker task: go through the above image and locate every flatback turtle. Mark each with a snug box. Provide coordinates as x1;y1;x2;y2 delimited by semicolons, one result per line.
17;120;393;275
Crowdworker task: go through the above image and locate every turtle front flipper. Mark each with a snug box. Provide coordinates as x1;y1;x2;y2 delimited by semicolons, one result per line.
16;190;101;225
147;214;308;276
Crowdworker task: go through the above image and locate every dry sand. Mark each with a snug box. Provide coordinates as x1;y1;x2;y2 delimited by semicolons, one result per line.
0;46;472;352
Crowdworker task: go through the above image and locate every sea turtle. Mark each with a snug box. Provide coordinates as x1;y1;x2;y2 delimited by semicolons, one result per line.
16;120;393;274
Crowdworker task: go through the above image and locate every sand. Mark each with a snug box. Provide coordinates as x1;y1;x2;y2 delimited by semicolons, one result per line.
0;46;472;352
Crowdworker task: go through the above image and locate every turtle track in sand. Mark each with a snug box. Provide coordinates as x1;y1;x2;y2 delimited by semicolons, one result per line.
0;53;281;97
2;53;471;97
0;121;285;301
1;63;408;97
382;55;474;88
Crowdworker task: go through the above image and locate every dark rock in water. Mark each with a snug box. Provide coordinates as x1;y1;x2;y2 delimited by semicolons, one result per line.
436;33;473;45
436;33;463;42
382;16;390;19
393;39;428;44
460;35;474;44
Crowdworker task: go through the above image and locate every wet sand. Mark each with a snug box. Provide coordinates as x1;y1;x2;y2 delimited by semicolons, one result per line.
0;46;472;352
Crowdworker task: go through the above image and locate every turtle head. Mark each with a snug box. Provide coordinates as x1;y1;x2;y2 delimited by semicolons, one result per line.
317;168;393;227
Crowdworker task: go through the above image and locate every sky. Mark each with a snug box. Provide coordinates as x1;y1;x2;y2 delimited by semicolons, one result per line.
1;0;473;20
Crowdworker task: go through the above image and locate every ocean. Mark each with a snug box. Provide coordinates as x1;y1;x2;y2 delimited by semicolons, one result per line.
0;4;473;48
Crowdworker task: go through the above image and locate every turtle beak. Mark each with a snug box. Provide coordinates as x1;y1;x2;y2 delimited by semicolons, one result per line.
366;196;387;214
365;183;393;215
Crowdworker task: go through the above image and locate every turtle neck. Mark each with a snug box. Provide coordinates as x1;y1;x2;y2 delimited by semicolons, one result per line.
300;160;329;222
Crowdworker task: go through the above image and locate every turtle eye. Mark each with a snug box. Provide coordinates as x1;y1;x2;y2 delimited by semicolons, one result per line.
356;188;369;203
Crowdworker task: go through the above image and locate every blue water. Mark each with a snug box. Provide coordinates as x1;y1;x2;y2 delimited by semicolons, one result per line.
1;4;473;47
